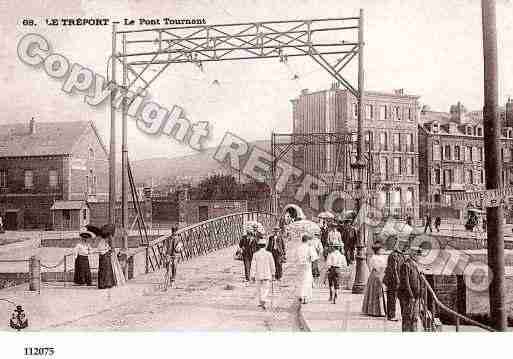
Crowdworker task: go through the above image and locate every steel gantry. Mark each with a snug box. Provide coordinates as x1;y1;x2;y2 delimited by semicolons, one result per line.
108;11;366;281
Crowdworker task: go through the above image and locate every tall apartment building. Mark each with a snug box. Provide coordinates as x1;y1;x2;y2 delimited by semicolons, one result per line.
418;100;513;217
290;85;421;218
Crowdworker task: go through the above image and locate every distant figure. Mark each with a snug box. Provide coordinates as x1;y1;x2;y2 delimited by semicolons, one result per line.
424;214;433;233
341;221;357;265
406;215;413;227
73;230;93;286
434;217;441;232
267;226;286;281
0;215;4;233
251;237;275;310
310;229;323;288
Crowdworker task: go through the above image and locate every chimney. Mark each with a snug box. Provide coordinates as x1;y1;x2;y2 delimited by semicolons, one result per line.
301;88;309;95
394;88;404;96
29;117;36;135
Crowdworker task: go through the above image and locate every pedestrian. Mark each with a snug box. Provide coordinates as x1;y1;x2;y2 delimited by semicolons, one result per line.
320;221;329;250
239;229;257;282
325;242;346;304
88;224;115;289
341;220;357;265
382;236;405;321
73;230;93;286
164;227;180;288
297;233;315;304
406;215;413;227
250;236;275;310
397;248;425;332
434;216;441;232
267;225;286;281
362;241;387;317
310;229;323;288
424;213;433;233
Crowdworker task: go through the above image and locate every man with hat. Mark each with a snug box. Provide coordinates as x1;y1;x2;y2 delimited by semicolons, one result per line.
267;225;286;281
325;241;346;304
250;236;275;310
397;246;425;331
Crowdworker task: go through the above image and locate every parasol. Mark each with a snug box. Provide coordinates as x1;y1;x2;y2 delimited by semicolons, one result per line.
244;220;265;235
317;211;335;219
286;219;321;240
282;204;306;221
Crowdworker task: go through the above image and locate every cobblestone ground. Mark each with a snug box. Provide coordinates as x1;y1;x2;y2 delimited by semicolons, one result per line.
52;241;303;331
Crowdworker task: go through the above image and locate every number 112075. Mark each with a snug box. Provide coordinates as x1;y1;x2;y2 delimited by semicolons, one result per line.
24;347;55;356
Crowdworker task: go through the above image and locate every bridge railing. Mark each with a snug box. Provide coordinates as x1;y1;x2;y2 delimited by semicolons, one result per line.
143;211;277;273
419;274;495;332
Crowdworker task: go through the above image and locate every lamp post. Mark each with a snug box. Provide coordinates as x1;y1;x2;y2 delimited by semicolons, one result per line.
351;8;369;294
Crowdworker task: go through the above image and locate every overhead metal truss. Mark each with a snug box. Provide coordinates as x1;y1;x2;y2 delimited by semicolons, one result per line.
115;16;362;97
270;132;375;197
108;12;364;229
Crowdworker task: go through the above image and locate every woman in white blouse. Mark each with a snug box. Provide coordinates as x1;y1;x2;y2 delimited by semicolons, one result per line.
73;231;93;286
361;241;388;316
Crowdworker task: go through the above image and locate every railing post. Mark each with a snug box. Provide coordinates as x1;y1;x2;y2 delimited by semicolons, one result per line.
455;315;460;332
63;255;67;287
29;255;41;293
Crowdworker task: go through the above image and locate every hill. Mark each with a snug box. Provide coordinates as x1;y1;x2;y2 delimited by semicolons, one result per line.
131;140;271;186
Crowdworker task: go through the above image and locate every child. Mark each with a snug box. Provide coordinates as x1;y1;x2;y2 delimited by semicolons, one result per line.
325;242;347;304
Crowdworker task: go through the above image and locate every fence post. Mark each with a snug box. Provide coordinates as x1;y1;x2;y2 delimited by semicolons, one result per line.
29;255;41;292
63;255;67;287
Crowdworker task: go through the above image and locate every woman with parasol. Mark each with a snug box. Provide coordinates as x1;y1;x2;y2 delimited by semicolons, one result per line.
73;229;93;286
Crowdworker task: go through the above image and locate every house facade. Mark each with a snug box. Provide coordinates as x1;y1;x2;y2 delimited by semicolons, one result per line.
0;119;109;229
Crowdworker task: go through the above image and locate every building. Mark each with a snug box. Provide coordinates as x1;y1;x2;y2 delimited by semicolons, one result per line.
0;119;109;229
290;85;421;218
418;100;513;218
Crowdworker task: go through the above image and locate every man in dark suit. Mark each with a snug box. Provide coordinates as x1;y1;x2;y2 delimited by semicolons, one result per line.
383;237;406;321
267;226;286;281
239;231;257;282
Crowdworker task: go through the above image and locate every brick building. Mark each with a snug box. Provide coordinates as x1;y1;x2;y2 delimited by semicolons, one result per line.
0;119;109;229
418;100;513;218
290;86;421;218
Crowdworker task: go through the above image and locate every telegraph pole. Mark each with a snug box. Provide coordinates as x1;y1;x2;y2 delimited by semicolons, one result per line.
352;8;369;294
108;22;117;224
121;33;129;274
481;0;506;331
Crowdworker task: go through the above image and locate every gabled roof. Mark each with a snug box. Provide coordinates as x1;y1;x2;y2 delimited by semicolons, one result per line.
0;121;103;157
51;200;89;210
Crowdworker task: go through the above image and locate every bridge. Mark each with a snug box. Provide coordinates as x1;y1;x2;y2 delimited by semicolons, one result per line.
0;210;499;331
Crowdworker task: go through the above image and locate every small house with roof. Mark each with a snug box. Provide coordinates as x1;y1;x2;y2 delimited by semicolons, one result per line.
0;119;109;230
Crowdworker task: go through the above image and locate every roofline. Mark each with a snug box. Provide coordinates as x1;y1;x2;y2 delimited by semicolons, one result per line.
71;121;109;156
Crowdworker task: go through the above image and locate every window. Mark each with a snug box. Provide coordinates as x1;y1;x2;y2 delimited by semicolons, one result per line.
24;170;33;189
352;103;358;118
434;168;441;184
379;105;387;120
406;134;414;152
455;146;460;160
365;104;373;120
480;170;484;184
407;157;414;175
466;170;473;184
502;148;505;162
443;169;452;186
49;170;58;188
453;167;461;183
405;188;414;206
88;147;94;160
393;133;401;151
479;147;484;162
380;132;388;151
63;209;70;221
477;127;483;136
434;193;441;203
395;106;401;120
380;157;389;180
408;108;412;121
0;170;6;188
83;209;87;220
433;142;441;161
393;157;401;175
444;145;451;160
466;146;473;162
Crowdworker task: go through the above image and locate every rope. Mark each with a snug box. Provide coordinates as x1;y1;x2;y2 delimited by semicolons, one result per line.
40;257;66;270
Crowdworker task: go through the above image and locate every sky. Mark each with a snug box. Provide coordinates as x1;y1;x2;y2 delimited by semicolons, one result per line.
1;0;512;160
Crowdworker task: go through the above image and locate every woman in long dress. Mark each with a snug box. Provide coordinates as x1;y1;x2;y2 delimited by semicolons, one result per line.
103;224;126;286
96;231;115;289
362;241;387;316
297;233;314;304
73;231;93;286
